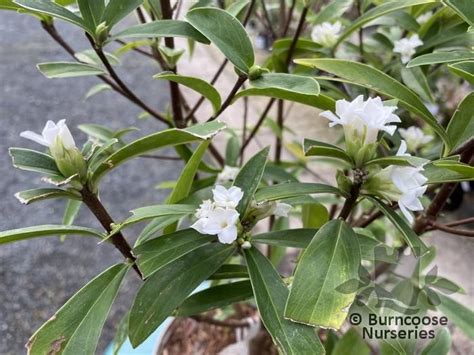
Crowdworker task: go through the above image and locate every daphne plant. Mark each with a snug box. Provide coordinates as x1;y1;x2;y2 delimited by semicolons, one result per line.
1;0;473;354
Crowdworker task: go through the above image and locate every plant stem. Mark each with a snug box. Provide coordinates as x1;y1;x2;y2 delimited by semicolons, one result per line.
81;188;142;278
260;0;277;40
285;5;309;68
338;174;363;220
427;222;474;237
241;98;276;152
208;75;248;121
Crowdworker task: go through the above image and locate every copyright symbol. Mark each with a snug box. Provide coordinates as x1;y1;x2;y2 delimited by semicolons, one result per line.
349;313;362;325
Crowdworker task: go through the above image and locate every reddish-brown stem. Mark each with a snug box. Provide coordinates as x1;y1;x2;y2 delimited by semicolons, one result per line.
428;222;474;237
208;75;248;122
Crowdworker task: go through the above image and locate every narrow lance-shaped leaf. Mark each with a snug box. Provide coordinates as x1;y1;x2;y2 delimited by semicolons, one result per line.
208;264;249;279
255;182;341;203
407;51;474;68
186;7;255;72
295;58;450;150
420;328;451;355
37;62;107;79
27;264;129;355
446;92;474;152
154;73;221;114
233;146;270;215
245;247;325;355
15;188;81;205
77;0;105;30
304;138;353;164
448;61;474;85
443;0;474;26
332;328;370;355
285;219;361;329
129;243;235;347
9;148;61;176
100;0;142;28
176;280;253;317
90;120;225;185
368;197;428;256
0;225;103;245
111;20;210;44
253;228;317;248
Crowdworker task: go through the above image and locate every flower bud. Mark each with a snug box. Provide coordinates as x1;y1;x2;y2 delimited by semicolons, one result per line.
248;65;269;81
241;241;252;249
95;22;109;46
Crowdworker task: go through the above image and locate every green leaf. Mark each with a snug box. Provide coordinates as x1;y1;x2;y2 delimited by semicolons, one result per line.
400;66;433;103
302;203;329;229
335;0;438;46
154;73;221;113
133;228;212;278
100;0;142;28
37;62;107;78
425;276;465;294
424;162;474;183
14;188;80;205
111;312;129;355
365;155;428;168
285;219;361;329
186;7;254;72
244;247;325;355
253;228;317;248
90;120;225;185
129;243;234;347
114;204;196;232
448;61;474;84
27;263;129;355
9;148;61;176
233;147;269;215
295;58;449;150
368;197;428;257
332;328;370;355
407;51;474;67
225;133;240;166
304;138;353;164
447;92;474;152
311;0;353;24
0;225;103;245
134;215;185;245
226;0;250;18
111;20;210;43
443;0;474;26
208;264;249;279
176;280;253;317
420;328;451;355
255;182;341;203
77;0;104;30
60;199;83;240
433;292;474;340
85;83;112;100
14;0;87;30
234;72;325;106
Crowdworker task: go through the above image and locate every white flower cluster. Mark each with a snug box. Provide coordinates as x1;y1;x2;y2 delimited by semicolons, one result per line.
20;119;76;149
191;185;243;244
393;34;423;64
216;165;240;183
311;21;342;47
399;127;433;152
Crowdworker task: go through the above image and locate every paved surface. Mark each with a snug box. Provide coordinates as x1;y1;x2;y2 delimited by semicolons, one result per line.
0;12;180;354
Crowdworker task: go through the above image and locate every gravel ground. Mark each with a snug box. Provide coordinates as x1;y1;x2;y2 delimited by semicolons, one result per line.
0;12;180;354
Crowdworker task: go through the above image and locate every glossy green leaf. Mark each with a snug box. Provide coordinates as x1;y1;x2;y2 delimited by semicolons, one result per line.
424;162;474;183
129;243;234;347
304;138;353;164
420;328;451;355
0;225;103;245
233;146;269;215
332;328;370;355
176;280;253;317
311;0;353;24
135;215;184;245
134;229;212;278
425;276;465;294
447;92;474;152
111;312;129;355
60;199;83;240
448;61;474;84
433;292;474;340
27;264;129;355
14;0;87;29
186;7;254;72
100;0;142;28
77;0;104;29
407;51;474;67
285;220;361;329
90;120;225;185
295;58;449;149
245;247;324;354
85;83;112;100
208;264;249;279
154;73;221;113
112;20;210;43
365;155;428;168
400;66;433;103
234;73;329;108
335;0;438;46
255;182;341;203
37;62;107;79
443;0;474;26
302;203;329;229
226;0;250;18
368;197;428;256
9;148;61;176
15;188;80;205
253;228;317;248
225;133;240;167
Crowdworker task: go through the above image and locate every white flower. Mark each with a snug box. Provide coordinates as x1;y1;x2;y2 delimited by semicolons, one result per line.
213;185;244;209
393;34;423;64
191;207;240;244
321;96;401;146
216;166;240;183
20;119;76;149
274;202;292;217
311;21;342;47
417;12;432;25
399;127;433;152
195;199;214;219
